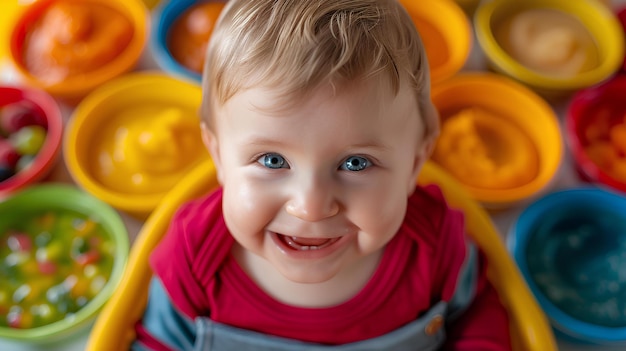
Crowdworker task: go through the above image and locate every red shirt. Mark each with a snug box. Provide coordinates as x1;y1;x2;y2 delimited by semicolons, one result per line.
146;185;511;349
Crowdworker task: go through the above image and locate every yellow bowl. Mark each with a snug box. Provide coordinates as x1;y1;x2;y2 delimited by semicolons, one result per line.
64;72;211;219
8;0;148;102
400;0;471;85
475;0;624;95
430;73;562;209
453;0;481;16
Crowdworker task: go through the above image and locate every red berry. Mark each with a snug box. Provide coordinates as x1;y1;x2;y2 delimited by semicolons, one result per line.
7;231;32;252
0;100;47;135
7;309;23;328
0;139;20;168
38;260;58;275
75;250;101;266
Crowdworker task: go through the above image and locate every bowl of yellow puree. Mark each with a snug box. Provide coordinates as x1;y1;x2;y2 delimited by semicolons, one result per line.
430;73;563;209
64;73;211;219
475;0;624;95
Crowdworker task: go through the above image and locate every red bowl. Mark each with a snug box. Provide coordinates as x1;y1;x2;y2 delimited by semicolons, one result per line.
0;86;63;197
566;76;626;193
618;7;626;72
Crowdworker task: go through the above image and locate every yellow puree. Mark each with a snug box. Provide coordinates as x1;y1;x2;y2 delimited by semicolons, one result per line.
92;106;205;194
433;108;539;189
495;8;598;77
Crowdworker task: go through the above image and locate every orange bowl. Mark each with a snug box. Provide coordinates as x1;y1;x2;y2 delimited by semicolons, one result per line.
430;73;562;208
400;0;472;85
8;0;148;101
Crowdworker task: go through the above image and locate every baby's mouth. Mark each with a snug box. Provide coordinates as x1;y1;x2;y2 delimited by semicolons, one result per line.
277;234;340;251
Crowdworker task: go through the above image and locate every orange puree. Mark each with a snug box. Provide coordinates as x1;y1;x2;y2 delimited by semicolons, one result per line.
433;108;539;189
21;1;133;84
410;18;449;69
584;112;626;182
169;2;225;73
91;106;205;194
495;8;599;77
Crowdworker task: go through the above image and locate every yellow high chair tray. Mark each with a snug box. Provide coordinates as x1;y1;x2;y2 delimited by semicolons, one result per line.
86;161;557;350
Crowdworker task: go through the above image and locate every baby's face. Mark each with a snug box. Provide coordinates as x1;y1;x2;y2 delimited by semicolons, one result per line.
205;78;428;284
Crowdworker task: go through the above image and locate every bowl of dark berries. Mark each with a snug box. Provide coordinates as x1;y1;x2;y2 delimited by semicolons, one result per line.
0;86;63;197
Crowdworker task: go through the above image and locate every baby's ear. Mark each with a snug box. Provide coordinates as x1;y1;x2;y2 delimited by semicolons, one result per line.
200;122;224;185
408;138;435;195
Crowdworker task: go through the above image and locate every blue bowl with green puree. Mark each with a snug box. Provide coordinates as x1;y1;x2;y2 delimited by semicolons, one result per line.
509;187;626;345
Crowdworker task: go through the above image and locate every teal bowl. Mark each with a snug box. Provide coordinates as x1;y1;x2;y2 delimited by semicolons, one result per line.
509;187;626;344
0;184;129;344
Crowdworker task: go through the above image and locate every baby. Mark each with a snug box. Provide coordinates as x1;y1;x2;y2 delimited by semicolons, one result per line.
133;0;511;350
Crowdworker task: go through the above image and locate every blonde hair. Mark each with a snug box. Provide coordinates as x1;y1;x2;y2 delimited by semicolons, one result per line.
201;0;439;142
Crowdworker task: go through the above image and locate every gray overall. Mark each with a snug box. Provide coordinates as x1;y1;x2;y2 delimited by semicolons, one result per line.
133;245;477;351
188;301;448;351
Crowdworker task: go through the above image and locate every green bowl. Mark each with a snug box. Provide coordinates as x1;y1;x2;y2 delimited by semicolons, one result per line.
0;184;129;343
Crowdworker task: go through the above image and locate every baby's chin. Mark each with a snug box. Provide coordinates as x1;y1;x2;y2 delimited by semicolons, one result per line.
273;261;343;285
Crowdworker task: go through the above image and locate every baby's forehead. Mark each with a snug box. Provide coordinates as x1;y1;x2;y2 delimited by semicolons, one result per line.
223;75;408;115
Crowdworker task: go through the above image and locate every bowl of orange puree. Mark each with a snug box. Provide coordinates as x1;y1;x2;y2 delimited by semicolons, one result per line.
9;0;148;102
63;73;211;219
431;73;562;209
400;0;471;85
475;0;624;96
151;0;226;83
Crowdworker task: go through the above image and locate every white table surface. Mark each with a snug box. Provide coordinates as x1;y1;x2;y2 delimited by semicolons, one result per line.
2;0;626;350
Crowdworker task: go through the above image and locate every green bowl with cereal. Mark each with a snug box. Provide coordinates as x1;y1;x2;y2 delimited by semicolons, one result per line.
0;184;129;343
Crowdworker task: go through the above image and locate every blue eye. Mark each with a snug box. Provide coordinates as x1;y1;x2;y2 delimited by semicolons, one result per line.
260;153;288;169
341;156;371;172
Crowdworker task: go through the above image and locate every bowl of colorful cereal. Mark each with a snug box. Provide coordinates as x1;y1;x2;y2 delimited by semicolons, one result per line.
509;187;626;344
474;0;624;95
64;72;211;218
0;184;129;343
430;73;562;208
0;86;63;197
8;0;148;101
566;76;626;193
151;0;226;83
400;0;471;85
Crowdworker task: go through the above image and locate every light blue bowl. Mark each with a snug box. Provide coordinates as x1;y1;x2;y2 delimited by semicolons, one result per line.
509;187;626;345
150;0;203;83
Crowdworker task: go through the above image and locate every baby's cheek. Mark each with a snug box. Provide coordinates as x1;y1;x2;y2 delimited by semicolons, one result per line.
221;182;279;240
351;193;407;249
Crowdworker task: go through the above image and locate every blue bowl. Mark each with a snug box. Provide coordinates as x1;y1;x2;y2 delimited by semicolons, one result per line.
150;0;203;83
509;187;626;345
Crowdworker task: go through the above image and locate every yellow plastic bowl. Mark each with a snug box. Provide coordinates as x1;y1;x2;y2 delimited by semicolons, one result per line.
453;0;481;16
430;73;563;208
8;0;148;101
400;0;471;85
475;0;624;94
64;72;210;219
84;160;557;351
